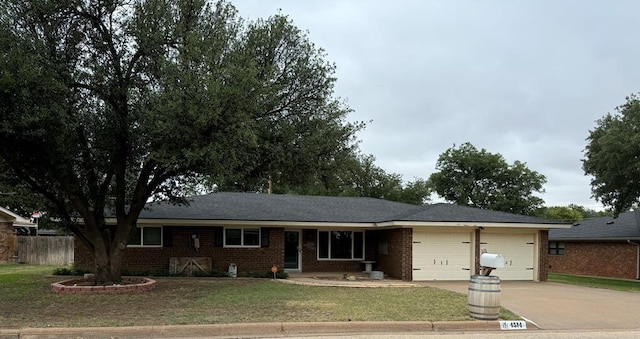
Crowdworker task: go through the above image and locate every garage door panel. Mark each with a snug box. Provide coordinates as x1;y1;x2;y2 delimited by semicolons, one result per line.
481;233;535;280
413;232;472;281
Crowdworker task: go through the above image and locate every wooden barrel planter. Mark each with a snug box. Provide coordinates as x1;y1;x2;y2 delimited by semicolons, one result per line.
467;275;501;320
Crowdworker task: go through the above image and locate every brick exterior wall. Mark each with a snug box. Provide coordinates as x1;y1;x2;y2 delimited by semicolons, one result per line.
0;221;16;263
473;228;481;275
374;228;412;281
298;229;362;272
75;226;390;276
538;230;549;281
75;226;286;275
547;241;640;280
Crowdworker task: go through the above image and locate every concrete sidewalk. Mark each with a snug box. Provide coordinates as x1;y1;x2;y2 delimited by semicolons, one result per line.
422;281;640;330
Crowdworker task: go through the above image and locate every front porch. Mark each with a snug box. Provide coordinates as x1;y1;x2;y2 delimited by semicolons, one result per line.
283;271;419;287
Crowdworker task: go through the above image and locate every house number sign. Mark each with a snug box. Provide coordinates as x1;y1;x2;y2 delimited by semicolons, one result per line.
499;320;527;330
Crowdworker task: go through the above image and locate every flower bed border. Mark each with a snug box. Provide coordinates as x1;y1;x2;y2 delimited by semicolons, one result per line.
51;276;156;294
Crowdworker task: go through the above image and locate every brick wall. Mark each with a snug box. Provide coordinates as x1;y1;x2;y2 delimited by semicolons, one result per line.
77;227;387;276
547;241;639;280
76;226;285;275
0;221;16;263
374;228;412;281
299;229;365;273
473;229;481;275
538;230;549;281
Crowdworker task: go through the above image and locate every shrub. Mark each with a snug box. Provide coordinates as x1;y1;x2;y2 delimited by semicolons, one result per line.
193;270;229;277
242;270;288;279
52;265;91;276
52;267;73;275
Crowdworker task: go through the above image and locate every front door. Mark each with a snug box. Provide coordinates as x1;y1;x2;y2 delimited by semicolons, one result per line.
284;230;301;271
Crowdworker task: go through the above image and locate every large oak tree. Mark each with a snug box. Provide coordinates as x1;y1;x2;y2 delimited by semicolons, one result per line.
428;142;546;215
583;94;640;216
0;0;362;284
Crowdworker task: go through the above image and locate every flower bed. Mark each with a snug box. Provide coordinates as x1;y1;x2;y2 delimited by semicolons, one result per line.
51;276;156;294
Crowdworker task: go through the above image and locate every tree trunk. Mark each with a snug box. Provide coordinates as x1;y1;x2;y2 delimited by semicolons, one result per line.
92;239;124;285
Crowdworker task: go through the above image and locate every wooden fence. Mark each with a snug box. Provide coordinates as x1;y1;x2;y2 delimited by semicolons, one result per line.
17;236;74;265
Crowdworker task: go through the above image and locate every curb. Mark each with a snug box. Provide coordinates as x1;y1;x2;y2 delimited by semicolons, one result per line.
0;321;539;338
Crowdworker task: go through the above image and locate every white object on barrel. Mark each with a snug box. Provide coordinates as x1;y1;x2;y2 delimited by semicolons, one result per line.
480;253;505;268
480;253;504;276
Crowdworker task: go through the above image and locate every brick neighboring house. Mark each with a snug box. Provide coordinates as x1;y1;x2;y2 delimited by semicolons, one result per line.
74;192;569;281
548;211;640;280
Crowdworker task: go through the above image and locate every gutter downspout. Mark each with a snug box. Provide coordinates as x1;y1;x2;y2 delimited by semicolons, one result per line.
627;240;640;280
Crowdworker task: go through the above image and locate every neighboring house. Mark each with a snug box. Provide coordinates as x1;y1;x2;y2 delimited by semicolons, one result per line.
74;193;569;281
548;211;640;280
0;206;35;263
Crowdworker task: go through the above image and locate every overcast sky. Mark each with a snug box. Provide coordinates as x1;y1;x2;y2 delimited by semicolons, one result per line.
233;0;640;210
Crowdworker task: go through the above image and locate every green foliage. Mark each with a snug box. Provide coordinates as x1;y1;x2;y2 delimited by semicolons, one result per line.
533;206;583;223
0;0;362;283
242;270;289;279
429;142;546;215
214;13;365;194
51;267;73;276
583;94;640;216
278;153;431;205
52;266;90;276
192;270;229;278
566;204;611;219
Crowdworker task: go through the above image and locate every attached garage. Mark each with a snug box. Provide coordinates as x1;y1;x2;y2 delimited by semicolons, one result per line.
480;232;536;280
412;230;473;281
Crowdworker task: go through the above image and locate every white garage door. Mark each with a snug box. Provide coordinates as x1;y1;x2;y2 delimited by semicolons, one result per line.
412;231;472;281
480;233;535;280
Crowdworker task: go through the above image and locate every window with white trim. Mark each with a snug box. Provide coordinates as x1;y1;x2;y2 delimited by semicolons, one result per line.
318;230;364;260
224;228;260;247
129;226;162;247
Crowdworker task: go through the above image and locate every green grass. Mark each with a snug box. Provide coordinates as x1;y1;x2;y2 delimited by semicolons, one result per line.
0;264;520;328
548;273;640;292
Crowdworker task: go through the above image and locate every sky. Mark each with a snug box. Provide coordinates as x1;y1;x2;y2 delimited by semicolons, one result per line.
232;0;640;210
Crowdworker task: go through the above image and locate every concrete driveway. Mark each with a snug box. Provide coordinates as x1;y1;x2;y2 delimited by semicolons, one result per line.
422;281;640;330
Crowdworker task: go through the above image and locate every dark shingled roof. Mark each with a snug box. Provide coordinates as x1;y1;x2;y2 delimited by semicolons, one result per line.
398;203;561;224
136;192;563;225
549;211;640;240
138;192;422;223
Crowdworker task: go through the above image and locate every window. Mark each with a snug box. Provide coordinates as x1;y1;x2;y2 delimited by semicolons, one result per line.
318;230;365;260
549;241;565;255
224;228;260;247
129;226;162;247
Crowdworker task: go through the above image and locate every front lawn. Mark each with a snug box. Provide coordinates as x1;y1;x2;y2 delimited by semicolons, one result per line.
0;264;519;328
548;273;640;292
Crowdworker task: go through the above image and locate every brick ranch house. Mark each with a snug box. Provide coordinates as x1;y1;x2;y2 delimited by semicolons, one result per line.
75;193;569;281
548;211;640;280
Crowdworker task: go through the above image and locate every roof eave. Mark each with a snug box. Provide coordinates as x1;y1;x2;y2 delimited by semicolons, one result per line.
122;218;378;228
377;221;571;229
548;237;640;241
